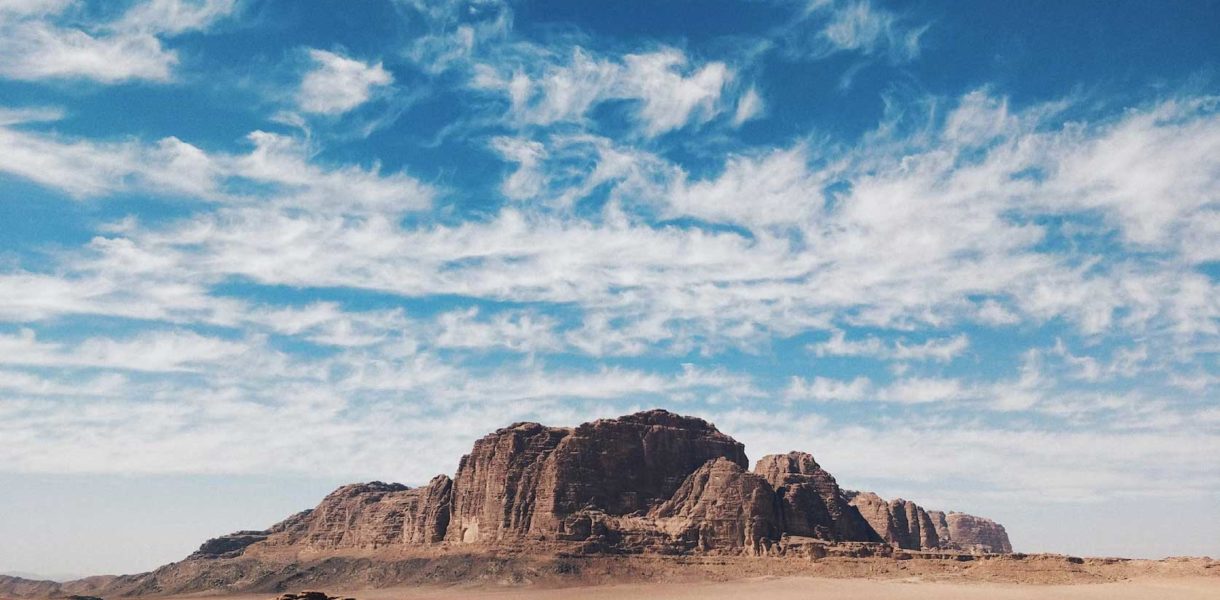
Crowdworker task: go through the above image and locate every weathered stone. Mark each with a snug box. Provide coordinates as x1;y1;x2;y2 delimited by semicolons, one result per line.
945;512;1013;553
187;530;269;559
845;491;903;547
896;498;935;550
448;409;748;543
928;510;952;546
754;452;879;542
269;477;453;549
845;491;1011;553
647;458;781;555
445;421;571;543
844;491;939;550
171;409;1012;559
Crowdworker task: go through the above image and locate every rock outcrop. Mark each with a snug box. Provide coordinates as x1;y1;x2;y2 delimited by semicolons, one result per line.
944;512;1013;553
250;477;453;550
179;409;1011;561
447;410;748;544
447;421;570;544
648;457;781;554
845;491;1011;553
755;452;878;543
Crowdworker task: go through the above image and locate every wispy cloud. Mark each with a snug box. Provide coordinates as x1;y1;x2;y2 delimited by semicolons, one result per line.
0;0;236;83
297;49;393;115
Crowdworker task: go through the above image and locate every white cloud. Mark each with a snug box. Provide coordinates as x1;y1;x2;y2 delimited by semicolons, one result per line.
879;376;967;404
0;0;236;83
476;46;732;136
1038;97;1220;247
0;122;431;212
776;0;926;65
114;0;237;36
434;307;561;353
732;86;765;126
622;49;730;136
0;328;250;372
785;375;872;401
297;49;394;115
808;330;969;363
0;21;177;82
668;146;821;227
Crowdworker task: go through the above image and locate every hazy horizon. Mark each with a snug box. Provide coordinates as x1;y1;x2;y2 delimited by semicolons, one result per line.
1;0;1218;575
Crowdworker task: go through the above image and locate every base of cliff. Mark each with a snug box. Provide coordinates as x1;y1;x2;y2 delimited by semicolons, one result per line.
3;549;1216;599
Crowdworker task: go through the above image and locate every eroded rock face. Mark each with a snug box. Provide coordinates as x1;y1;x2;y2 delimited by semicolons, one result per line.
445;421;572;543
845;491;902;547
269;477;453;549
892;498;941;550
945;512;1013;553
188;530;270;559
754;452;878;542
845;491;1011;553
843;492;938;550
928;510;952;546
178;409;1012;560
448;409;748;543
648;458;781;555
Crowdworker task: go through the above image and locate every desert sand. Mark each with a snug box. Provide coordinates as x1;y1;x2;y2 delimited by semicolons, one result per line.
112;576;1219;600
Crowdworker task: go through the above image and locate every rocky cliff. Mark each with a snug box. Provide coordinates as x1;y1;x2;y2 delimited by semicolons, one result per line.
446;410;747;545
755;452;879;543
185;409;1011;559
845;491;1010;554
944;511;1013;554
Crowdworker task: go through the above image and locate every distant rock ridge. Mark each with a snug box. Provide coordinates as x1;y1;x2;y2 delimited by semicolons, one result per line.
189;409;1012;558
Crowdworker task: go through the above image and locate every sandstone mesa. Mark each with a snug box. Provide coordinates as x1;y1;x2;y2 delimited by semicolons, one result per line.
2;409;1055;598
197;409;1012;557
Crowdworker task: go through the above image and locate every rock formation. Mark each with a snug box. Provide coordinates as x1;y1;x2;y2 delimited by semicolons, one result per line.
755;452;878;543
194;477;455;556
845;491;1010;553
183;409;1011;561
447;410;748;544
944;512;1013;553
647;457;781;555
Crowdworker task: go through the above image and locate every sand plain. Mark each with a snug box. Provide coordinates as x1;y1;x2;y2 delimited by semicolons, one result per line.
112;576;1220;600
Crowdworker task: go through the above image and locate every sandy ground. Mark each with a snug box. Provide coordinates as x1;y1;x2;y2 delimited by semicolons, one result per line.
148;576;1220;600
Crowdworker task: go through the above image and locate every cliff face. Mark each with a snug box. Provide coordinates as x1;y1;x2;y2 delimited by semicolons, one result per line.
845;491;1010;553
446;422;569;544
945;512;1013;553
187;409;1012;559
754;452;878;543
445;410;747;544
648;457;781;555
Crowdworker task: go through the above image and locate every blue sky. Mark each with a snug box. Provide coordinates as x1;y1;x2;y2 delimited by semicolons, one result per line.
0;0;1218;575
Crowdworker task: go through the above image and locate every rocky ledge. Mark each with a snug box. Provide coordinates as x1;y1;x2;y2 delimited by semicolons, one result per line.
191;409;1011;558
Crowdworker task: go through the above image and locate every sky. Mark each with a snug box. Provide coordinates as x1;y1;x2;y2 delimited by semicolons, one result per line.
0;0;1218;576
